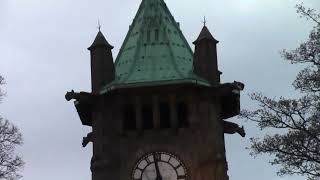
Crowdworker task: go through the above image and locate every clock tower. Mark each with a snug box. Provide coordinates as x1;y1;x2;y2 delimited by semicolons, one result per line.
66;0;246;180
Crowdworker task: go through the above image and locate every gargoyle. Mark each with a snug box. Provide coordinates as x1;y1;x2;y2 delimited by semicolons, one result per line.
223;121;246;137
65;90;96;103
218;81;245;96
233;81;245;91
82;132;93;147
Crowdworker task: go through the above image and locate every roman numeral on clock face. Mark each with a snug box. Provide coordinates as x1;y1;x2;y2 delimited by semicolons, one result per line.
153;152;161;161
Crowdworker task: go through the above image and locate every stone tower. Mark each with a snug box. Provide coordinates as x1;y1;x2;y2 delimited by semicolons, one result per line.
66;0;245;180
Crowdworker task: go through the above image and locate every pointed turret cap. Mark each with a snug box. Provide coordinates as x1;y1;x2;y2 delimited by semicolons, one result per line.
88;31;114;50
193;26;219;44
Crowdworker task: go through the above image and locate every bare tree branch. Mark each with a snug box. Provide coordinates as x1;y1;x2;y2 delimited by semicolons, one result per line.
240;4;320;180
296;3;320;25
0;76;24;180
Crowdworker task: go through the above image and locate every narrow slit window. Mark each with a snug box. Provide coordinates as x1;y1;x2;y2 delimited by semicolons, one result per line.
142;104;153;129
155;29;159;41
123;104;136;130
147;30;151;43
159;103;171;128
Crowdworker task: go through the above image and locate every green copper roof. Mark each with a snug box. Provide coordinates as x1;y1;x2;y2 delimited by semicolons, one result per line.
101;0;210;93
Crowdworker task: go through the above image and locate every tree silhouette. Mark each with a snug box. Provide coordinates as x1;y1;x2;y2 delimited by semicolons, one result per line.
241;3;320;180
0;76;4;102
0;75;24;180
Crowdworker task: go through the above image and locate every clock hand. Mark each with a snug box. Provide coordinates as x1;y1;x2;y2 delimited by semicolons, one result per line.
153;153;163;180
144;171;151;180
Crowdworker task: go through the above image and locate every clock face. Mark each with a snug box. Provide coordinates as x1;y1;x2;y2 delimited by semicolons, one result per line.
132;152;187;180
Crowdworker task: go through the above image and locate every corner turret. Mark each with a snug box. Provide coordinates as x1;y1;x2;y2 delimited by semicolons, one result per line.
88;30;115;94
193;25;221;84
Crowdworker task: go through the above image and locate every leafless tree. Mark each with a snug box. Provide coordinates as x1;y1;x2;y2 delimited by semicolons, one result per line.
240;3;320;180
0;75;24;180
0;76;5;103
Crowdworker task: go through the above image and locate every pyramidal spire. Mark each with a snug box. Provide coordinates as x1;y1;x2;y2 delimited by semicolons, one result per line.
88;31;113;51
193;25;219;44
107;0;210;89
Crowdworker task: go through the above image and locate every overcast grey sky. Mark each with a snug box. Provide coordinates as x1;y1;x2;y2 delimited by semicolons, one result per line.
0;0;319;180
